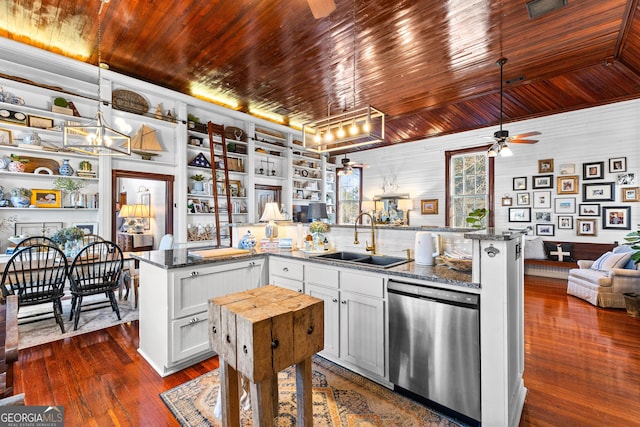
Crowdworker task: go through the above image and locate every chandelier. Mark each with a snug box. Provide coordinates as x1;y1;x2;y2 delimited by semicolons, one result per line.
63;0;131;156
302;1;385;153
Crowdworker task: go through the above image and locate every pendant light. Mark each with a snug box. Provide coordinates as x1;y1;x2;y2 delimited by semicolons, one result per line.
63;0;131;156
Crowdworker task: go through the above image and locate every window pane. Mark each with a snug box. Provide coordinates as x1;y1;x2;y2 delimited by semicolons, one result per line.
450;152;489;227
337;168;361;224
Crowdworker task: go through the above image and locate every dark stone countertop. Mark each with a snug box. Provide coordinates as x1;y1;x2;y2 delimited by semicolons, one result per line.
132;248;478;289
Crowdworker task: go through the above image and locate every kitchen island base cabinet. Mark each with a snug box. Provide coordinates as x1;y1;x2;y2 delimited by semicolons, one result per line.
138;258;266;377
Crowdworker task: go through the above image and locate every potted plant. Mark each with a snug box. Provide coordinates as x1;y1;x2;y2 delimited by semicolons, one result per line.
465;208;488;229
53;177;88;207
52;97;73;115
9;187;31;208
187;113;200;129
190;174;205;192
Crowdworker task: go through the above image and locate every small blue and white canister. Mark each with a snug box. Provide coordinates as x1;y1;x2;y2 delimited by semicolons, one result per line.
239;230;257;249
58;159;74;176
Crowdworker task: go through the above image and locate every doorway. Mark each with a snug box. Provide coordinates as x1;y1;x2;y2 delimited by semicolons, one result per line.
111;170;175;248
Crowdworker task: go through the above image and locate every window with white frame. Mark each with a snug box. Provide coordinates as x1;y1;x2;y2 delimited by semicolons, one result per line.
337;167;362;224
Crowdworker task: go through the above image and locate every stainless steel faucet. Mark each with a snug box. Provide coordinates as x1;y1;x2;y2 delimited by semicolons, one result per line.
354;212;376;254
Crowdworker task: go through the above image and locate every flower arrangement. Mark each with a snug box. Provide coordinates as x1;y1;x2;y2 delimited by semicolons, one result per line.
309;221;329;234
52;226;85;246
52;177;88;194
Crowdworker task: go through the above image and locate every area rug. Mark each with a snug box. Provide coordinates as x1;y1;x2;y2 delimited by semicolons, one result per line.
160;356;467;426
18;293;138;349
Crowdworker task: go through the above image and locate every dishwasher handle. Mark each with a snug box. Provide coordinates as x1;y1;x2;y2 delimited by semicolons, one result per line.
388;280;479;308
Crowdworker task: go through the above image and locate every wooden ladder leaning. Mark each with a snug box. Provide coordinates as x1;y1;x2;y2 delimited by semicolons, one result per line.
207;122;234;248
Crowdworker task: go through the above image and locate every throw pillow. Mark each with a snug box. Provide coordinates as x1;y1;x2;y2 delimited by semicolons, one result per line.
591;251;633;271
524;237;546;259
613;245;639;269
543;242;574;262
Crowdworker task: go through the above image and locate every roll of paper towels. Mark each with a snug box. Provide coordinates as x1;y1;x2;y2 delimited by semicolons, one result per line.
414;232;440;265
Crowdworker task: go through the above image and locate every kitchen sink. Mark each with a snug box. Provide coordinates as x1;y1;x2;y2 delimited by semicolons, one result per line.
313;251;411;269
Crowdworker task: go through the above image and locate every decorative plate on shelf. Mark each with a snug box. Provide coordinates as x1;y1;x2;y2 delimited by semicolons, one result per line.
112;89;149;115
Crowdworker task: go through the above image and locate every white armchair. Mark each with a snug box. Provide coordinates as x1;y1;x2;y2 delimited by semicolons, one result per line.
567;248;640;308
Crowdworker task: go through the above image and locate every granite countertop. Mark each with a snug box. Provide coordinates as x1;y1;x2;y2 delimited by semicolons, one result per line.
132;247;478;289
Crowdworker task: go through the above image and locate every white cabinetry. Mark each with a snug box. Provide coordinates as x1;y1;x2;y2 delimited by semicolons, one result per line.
305;263;340;358
269;257;304;293
138;258;266;376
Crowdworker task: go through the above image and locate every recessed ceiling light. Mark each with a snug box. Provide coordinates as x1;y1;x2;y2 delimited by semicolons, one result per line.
526;0;568;20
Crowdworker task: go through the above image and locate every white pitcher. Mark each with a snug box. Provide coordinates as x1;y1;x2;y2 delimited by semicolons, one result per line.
414;232;440;265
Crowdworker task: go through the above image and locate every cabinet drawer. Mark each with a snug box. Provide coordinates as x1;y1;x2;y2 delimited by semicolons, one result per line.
170;311;212;364
269;258;304;281
305;264;339;288
270;276;304;293
340;270;384;298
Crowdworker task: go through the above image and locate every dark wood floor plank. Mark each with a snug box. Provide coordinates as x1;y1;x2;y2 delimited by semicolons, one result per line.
13;276;640;426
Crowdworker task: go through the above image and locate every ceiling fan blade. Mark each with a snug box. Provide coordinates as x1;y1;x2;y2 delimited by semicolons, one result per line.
513;131;541;139
509;139;539;144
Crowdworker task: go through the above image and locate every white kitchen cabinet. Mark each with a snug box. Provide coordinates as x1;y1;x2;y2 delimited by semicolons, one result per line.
269;257;304;292
139;258;265;376
306;283;340;358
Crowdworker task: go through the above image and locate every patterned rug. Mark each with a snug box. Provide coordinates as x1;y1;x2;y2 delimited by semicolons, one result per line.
161;356;467;426
18;293;139;349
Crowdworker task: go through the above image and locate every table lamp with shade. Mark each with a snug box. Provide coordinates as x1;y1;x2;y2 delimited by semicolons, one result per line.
397;199;413;225
260;202;285;239
118;204;132;232
361;200;376;223
307;202;328;222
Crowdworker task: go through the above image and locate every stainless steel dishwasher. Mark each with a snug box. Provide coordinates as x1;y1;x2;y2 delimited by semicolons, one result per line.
388;279;480;422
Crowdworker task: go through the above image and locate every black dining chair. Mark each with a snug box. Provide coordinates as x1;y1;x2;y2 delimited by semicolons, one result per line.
82;234;105;246
13;236;58;251
67;241;124;331
0;244;68;333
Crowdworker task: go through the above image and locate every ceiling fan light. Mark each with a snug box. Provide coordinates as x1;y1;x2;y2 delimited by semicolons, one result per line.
500;144;513;156
487;147;498;157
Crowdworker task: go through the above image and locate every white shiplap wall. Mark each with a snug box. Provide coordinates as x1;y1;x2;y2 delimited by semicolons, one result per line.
351;99;640;243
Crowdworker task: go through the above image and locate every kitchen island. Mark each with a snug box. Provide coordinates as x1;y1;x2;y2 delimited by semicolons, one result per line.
133;228;525;427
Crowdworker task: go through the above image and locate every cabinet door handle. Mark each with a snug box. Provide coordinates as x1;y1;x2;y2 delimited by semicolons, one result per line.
341;300;347;304
190;271;199;277
297;288;303;293
332;298;338;303
189;316;200;324
282;267;289;272
248;261;256;267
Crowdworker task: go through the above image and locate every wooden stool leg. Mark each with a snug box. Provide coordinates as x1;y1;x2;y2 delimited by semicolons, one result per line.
270;376;279;416
219;359;240;427
250;378;275;427
295;357;313;427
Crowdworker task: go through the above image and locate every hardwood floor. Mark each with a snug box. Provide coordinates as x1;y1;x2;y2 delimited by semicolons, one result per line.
13;276;640;426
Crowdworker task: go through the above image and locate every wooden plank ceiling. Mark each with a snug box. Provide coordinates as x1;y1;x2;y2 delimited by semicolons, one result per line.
1;0;640;154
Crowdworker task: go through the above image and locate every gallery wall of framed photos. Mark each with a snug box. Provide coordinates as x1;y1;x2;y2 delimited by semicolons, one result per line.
503;156;637;239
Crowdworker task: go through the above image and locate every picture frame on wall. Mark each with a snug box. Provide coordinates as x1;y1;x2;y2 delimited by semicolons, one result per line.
535;211;551;222
420;199;438;214
602;206;631;230
582;182;615;202
536;224;555;236
557;176;579;194
582;161;604;180
516;192;530;206
508;207;531;222
622;187;639;202
559;163;575;175
617;173;635;185
609;157;627;173
538;159;554;173
501;196;513;206
578;203;600;216
533;191;552;209
14;222;63;237
27;115;54;129
513;177;527;191
557;216;573;230
577;219;597;236
554;197;576;214
532;175;553;189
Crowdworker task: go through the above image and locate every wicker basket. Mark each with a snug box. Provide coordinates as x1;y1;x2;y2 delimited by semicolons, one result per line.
442;256;472;272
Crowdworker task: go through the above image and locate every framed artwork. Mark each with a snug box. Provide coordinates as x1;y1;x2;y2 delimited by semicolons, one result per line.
27;115;54;129
535;211;551;222
139;190;151;230
582;161;604;180
0;128;12;145
609;157;626;173
201;200;211;213
193;202;203;213
513;177;527;191
554;197;576;214
30;189;61;208
559;163;575;175
14;222;63;237
538;159;554;173
577;219;598;236
509;207;531;222
582;182;615;202
557;176;578;194
578;203;600;216
536;224;555;236
557;216;573;230
501;196;513;206
72;222;98;235
533;191;552;209
228;180;242;197
516;192;530;206
532;175;554;189
420;199;438;214
602;206;631;230
622;187;639;202
617;173;635;185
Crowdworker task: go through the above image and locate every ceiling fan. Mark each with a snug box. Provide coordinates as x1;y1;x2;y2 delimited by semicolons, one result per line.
487;58;541;157
337;154;367;176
